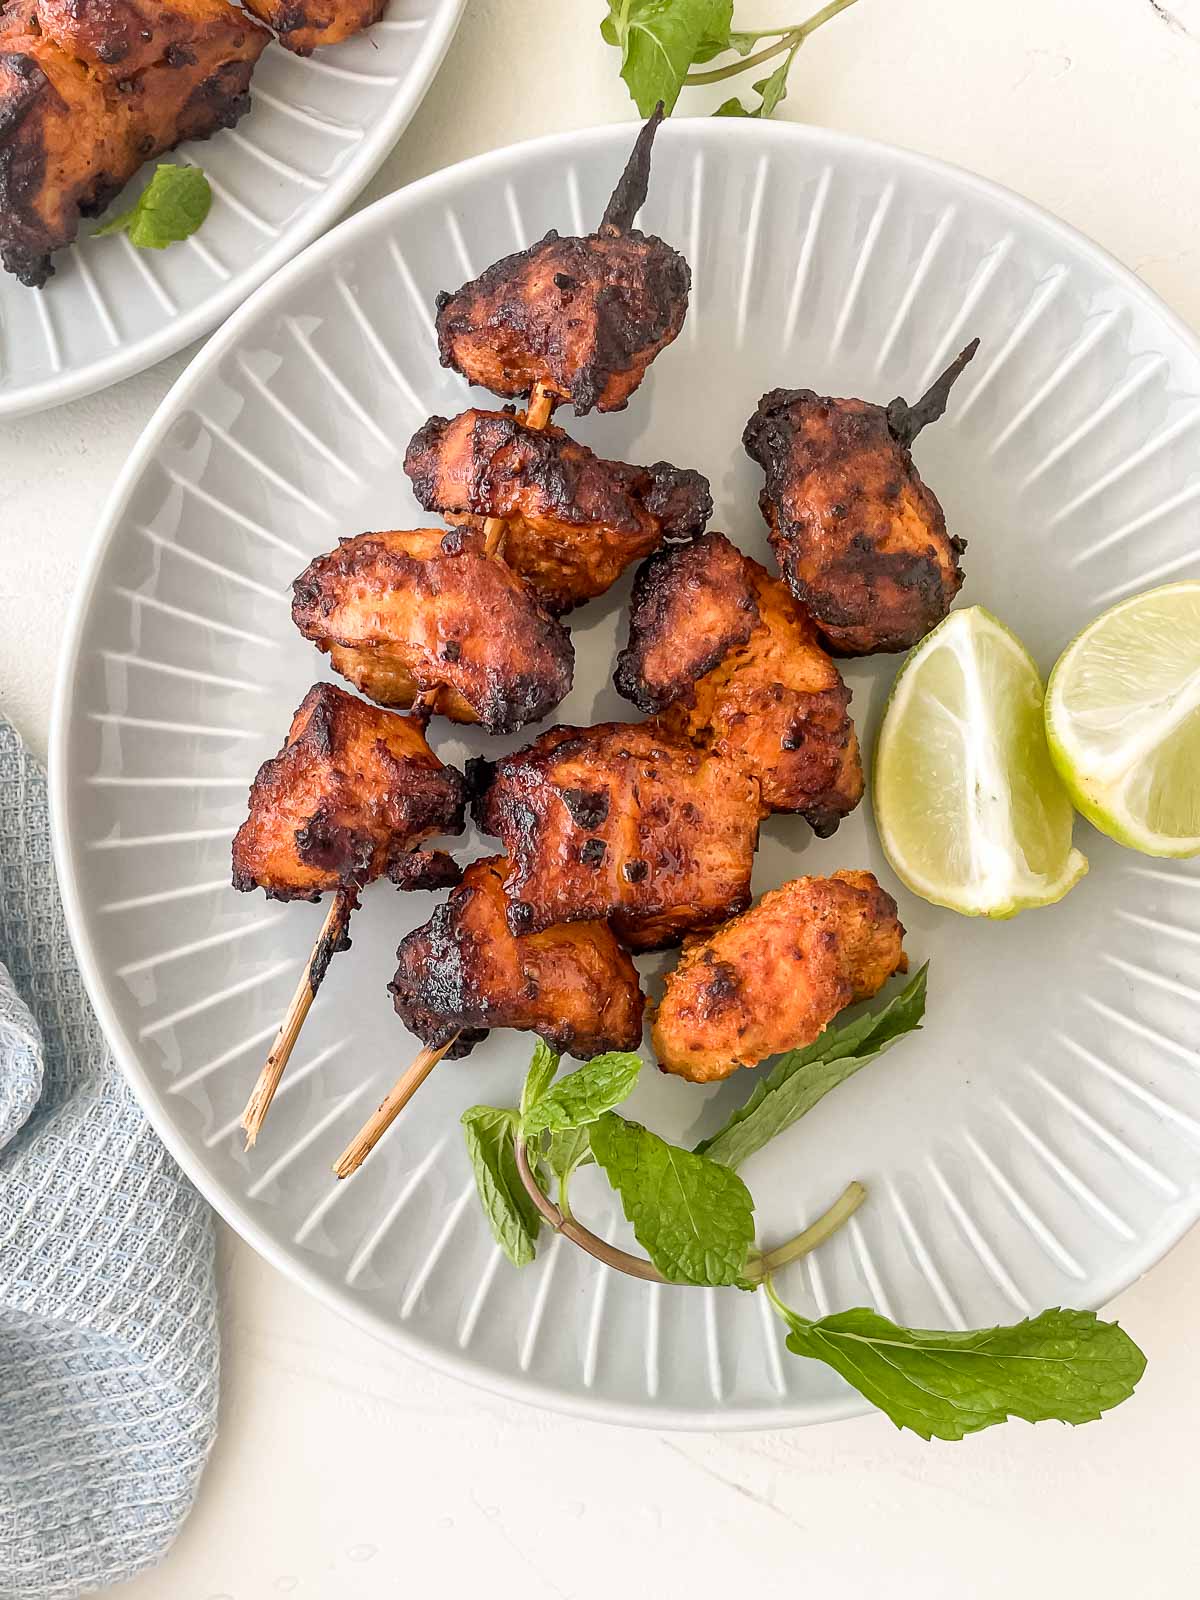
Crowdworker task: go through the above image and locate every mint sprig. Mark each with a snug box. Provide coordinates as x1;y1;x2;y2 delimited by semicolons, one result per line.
600;0;859;119
95;164;213;251
459;973;1148;1437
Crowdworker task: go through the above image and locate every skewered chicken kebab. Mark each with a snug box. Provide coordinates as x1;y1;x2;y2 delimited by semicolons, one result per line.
335;716;768;1175
469;722;766;952
333;856;645;1176
323;108;716;1167
0;0;269;287
404;409;711;615
653;870;907;1082
434;105;686;415
743;340;980;655
0;0;389;287
614;531;863;836
231;683;466;1144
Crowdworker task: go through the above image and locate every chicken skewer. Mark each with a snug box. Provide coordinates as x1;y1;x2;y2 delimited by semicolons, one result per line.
433;106;686;416
614;530;864;835
403;406;711;614
232;683;466;1146
334;855;645;1176
742;339;980;656
328;388;559;1156
335;110;692;1162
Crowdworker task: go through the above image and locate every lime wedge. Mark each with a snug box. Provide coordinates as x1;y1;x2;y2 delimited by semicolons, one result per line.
875;607;1088;916
1045;582;1200;858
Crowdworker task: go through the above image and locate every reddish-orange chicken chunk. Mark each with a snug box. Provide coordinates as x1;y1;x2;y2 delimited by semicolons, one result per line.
389;855;646;1060
232;683;465;903
434;108;689;414
470;722;766;953
291;529;574;736
653;871;908;1082
0;0;268;286
404;408;711;614
614;531;863;834
241;0;384;54
742;343;979;655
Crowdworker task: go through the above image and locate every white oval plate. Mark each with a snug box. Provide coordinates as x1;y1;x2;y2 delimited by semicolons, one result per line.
52;119;1200;1430
0;0;464;420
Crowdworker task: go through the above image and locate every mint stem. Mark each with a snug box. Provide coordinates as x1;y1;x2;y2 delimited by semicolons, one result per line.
683;0;859;85
514;1133;864;1290
744;1181;866;1281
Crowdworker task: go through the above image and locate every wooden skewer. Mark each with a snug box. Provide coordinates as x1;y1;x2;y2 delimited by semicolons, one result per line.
241;885;356;1149
331;382;557;1177
332;1039;454;1178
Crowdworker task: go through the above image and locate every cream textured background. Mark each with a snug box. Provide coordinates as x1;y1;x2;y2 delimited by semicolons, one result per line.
2;1;1199;1594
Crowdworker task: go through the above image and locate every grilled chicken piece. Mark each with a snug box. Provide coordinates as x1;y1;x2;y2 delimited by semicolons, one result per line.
389;855;645;1060
614;532;863;834
653;870;907;1082
232;683;465;903
291;529;574;736
241;0;384;54
470;722;766;952
434;108;688;414
0;0;268;287
742;342;979;655
404;408;712;614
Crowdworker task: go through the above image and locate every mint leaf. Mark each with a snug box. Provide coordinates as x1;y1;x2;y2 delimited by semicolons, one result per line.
589;1113;754;1285
752;57;791;117
461;1106;540;1267
521;1052;642;1138
601;0;735;114
713;96;752;115
692;13;742;62
697;966;928;1169
773;1302;1146;1440
544;1126;592;1184
520;1040;560;1119
95;164;212;249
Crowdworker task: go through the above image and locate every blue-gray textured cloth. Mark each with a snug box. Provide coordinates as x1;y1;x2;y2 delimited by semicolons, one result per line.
0;714;218;1600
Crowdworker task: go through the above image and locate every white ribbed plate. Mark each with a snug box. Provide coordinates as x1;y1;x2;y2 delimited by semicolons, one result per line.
52;120;1200;1429
0;0;463;419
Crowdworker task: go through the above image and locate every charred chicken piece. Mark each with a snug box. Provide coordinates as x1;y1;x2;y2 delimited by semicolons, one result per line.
232;683;465;903
742;342;979;655
404;407;712;614
389;855;645;1060
434;107;689;414
614;532;863;835
291;529;574;736
241;0;384;54
0;0;268;287
470;722;766;953
653;870;907;1082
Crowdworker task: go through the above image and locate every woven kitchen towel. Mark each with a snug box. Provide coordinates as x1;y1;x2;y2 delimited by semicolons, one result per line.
0;714;218;1600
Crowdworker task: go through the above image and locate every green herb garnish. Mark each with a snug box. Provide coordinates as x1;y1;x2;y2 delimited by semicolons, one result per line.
697;964;928;1168
457;975;1147;1437
95;164;213;250
589;1111;756;1286
461;1105;541;1267
767;1294;1146;1440
600;0;859;119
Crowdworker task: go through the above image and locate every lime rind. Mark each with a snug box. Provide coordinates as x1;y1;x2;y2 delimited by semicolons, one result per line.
1045;581;1200;860
875;606;1088;917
